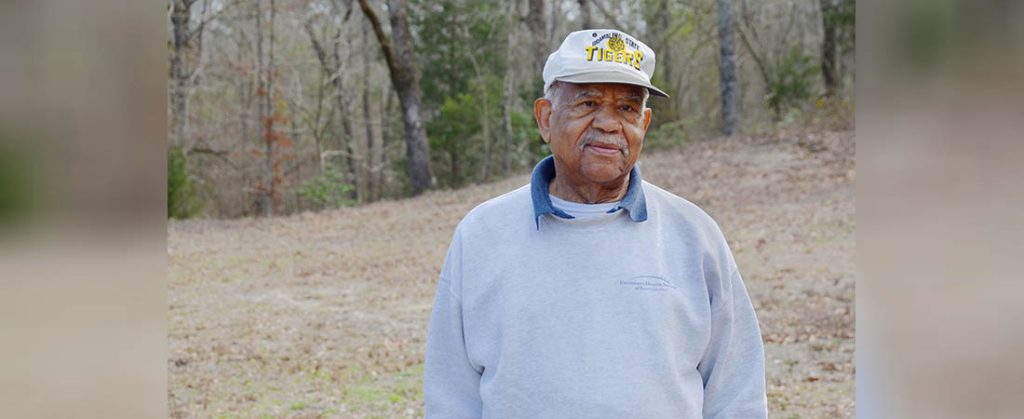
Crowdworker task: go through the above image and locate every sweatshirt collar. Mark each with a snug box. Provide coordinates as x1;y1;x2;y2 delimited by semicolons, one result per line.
530;155;648;229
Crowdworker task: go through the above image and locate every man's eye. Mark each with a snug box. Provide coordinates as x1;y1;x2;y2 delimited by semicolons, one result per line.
620;104;637;113
580;100;598;107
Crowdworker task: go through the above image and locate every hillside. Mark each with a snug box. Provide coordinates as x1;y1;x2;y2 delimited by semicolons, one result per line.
169;127;855;418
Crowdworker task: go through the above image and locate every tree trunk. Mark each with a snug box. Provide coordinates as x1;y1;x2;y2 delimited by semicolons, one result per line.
717;0;740;136
526;0;546;90
358;0;434;195
326;30;360;200
501;1;517;175
379;90;394;199
255;0;274;216
449;145;459;187
264;0;277;216
465;52;492;183
340;32;364;202
339;95;358;199
501;69;514;175
577;0;591;29
363;26;378;202
313;58;326;174
169;0;197;150
653;0;678;118
547;1;560;56
819;0;838;98
735;14;773;120
237;25;253;188
481;115;493;183
304;17;358;197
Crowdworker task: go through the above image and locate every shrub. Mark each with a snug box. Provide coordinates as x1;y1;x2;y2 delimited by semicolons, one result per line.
299;169;355;210
167;147;204;219
643;120;688;151
767;47;818;120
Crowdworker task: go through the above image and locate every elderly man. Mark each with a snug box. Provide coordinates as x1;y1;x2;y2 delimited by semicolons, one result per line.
424;29;767;418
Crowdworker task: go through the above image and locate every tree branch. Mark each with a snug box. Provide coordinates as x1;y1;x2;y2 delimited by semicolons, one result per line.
189;145;239;170
187;0;243;40
736;22;771;88
737;0;771;87
590;0;624;31
303;18;331;72
356;0;399;82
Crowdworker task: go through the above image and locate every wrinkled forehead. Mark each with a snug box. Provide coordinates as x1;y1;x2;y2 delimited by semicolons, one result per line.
563;82;647;102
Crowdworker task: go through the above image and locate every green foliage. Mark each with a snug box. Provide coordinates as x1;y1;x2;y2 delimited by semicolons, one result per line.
514;109;546;162
643;120;688;151
298;169;355;210
429;93;481;187
168;147;204;219
824;3;855;27
0;133;40;227
428;68;539;188
412;0;504;110
825;0;856;67
415;0;529;187
766;47;818;120
430;93;485;144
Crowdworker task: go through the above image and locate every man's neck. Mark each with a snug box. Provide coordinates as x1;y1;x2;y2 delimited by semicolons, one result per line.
549;173;629;204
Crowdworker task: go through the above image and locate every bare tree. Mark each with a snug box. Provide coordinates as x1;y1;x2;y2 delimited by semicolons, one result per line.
379;90;395;198
305;27;330;174
526;0;546;84
590;0;625;30
468;48;494;183
169;0;208;150
648;0;675;115
717;0;740;136
500;0;519;175
358;0;434;195
577;0;592;29
255;0;278;216
304;6;362;201
547;0;561;54
362;20;379;201
819;0;844;98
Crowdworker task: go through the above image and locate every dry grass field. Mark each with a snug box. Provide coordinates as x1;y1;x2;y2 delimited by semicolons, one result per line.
169;127;854;418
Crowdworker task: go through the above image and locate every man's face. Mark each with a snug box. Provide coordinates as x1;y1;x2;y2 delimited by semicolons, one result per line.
535;82;653;186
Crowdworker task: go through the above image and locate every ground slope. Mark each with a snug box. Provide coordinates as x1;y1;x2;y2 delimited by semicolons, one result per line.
169;127;855;418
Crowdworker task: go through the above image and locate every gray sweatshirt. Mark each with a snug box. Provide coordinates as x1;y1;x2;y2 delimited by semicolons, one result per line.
424;157;767;419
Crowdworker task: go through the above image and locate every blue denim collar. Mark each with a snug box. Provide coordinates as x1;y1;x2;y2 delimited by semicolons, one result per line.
530;155;648;229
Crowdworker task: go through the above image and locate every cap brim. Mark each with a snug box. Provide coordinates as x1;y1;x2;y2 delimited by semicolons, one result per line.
556;71;670;98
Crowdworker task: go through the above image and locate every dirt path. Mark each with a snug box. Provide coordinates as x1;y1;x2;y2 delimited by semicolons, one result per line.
169;128;854;418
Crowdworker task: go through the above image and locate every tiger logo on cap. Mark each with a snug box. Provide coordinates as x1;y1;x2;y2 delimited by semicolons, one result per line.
607;36;625;52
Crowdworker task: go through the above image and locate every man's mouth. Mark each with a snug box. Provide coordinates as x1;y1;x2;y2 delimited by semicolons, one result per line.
585;143;622;155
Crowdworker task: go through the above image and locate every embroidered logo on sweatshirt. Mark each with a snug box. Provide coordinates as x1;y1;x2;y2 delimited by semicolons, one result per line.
619;275;677;292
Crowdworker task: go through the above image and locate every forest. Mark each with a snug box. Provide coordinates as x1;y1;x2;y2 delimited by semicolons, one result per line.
168;0;854;219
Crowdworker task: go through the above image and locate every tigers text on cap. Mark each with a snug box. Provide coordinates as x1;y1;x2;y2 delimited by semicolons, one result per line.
543;29;669;98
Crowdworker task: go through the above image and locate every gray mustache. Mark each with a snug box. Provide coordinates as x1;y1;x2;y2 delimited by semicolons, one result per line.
579;135;628;153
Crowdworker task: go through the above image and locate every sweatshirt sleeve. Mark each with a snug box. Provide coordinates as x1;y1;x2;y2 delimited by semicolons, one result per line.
697;268;768;419
423;229;483;419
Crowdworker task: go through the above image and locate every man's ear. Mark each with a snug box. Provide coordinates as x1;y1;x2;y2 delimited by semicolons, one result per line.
534;98;553;144
642;107;653;133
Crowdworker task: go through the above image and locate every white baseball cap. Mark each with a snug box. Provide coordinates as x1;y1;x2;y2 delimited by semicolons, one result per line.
543;29;669;98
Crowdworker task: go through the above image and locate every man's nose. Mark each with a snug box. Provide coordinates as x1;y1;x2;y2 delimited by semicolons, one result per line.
591;105;622;133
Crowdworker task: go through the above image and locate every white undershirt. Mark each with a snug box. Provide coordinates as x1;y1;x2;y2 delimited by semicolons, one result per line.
549;195;622;219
